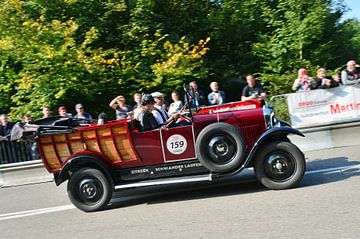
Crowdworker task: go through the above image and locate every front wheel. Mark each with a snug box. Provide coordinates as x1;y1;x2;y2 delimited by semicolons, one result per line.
254;141;305;190
67;168;112;212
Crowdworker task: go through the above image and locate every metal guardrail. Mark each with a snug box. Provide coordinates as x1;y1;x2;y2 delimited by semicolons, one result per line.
0;140;38;165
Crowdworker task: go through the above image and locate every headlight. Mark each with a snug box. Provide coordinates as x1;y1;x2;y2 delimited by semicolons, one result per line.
263;105;277;129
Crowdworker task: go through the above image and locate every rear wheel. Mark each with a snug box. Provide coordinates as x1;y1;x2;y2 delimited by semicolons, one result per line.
254;141;305;190
196;122;245;173
67;168;112;212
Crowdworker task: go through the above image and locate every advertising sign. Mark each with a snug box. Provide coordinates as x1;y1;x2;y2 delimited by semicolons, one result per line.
286;85;360;128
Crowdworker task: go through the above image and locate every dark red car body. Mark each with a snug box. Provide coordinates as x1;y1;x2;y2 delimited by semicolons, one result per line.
19;99;305;211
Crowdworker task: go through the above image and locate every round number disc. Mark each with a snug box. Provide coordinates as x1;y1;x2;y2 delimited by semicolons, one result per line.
166;134;188;155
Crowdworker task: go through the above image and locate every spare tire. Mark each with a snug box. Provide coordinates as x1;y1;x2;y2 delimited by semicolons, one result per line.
196;122;245;173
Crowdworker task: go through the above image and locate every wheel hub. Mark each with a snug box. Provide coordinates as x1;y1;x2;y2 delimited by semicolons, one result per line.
80;179;97;199
215;143;228;154
207;135;236;164
264;152;295;181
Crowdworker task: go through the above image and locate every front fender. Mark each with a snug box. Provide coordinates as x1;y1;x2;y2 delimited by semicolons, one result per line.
243;124;304;167
55;155;113;187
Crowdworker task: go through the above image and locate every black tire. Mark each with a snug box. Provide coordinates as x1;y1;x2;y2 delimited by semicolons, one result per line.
196;122;245;173
254;141;305;190
67;168;112;212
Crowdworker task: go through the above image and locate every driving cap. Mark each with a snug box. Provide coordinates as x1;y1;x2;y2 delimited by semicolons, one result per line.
151;92;163;98
141;94;155;106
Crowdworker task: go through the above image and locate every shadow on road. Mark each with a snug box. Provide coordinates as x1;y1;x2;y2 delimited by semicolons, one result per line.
301;156;360;187
108;175;263;210
106;156;360;211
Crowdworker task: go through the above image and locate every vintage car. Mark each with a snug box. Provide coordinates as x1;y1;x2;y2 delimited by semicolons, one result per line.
12;95;305;212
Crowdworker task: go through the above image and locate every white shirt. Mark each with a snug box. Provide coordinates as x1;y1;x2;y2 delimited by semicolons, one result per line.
168;101;183;115
152;105;169;125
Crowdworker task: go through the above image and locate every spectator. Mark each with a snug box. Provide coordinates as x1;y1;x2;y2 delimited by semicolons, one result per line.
341;60;360;85
168;91;184;115
58;106;72;117
109;95;131;120
208;81;226;105
314;68;333;89
42;107;52;118
132;93;142;111
292;68;316;92
0;114;14;138
137;94;177;132
23;114;33;123
73;103;92;120
332;73;342;87
151;92;169;125
185;81;206;107
241;74;268;101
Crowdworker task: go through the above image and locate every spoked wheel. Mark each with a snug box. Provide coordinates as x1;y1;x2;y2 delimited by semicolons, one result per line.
196;123;245;173
254;141;305;190
67;168;112;212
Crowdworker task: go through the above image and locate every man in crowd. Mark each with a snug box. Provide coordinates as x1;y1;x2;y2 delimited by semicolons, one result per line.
73;103;92;120
341;60;360;85
58;106;72;117
208;81;226;105
0;114;14;138
186;81;206;107
241;74;268;101
23;114;33;123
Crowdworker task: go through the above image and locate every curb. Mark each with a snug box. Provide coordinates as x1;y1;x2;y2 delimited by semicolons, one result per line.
0;160;53;188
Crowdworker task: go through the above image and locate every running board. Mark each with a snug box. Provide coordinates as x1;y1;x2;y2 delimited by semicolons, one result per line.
114;174;213;190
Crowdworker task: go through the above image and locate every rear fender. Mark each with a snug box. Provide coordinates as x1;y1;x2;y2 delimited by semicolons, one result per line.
243;124;304;167
55;155;113;187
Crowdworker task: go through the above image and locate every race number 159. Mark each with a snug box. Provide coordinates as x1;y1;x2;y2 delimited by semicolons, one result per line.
166;134;187;155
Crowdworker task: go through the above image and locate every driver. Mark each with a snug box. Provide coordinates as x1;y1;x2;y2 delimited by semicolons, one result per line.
137;94;177;132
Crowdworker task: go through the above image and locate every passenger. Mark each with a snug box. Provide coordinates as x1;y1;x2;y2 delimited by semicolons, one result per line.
168;91;184;116
137;94;177;132
151;92;169;125
241;74;268;100
73;103;92;120
109;95;131;120
292;68;316;92
341;60;360;85
208;81;226;105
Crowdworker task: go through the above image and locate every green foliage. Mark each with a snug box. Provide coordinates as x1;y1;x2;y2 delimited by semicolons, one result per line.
0;0;209;120
0;0;359;121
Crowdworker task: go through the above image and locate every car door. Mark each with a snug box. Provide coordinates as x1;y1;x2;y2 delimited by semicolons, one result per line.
160;124;196;162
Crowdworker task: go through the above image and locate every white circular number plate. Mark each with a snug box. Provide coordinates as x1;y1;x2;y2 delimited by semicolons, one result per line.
166;134;187;155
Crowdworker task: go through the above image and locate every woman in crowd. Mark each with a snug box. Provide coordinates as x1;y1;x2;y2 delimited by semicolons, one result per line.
314;68;334;89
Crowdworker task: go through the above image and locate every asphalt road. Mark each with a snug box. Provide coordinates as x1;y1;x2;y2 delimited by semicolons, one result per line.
0;145;359;239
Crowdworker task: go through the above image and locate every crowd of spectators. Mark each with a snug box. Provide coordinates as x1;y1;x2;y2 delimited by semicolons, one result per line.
292;60;360;92
1;59;359;135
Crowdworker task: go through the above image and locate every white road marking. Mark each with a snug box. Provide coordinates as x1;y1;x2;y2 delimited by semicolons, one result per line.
305;164;360;175
0;164;359;221
0;205;75;221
